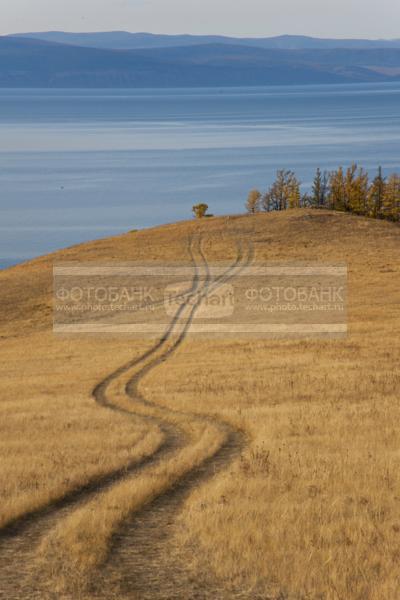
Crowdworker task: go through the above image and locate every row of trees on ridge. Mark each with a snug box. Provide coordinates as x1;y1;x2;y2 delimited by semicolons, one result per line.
246;165;400;221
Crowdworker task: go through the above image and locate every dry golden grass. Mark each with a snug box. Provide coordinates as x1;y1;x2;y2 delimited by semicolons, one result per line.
37;422;226;594
0;220;207;529
1;209;400;599
0;331;165;530
143;212;400;600
151;336;400;599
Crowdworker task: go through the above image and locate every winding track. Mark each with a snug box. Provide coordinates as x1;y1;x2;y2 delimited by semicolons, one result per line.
0;234;253;599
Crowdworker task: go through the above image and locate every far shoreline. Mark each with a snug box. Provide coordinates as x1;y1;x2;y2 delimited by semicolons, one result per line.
0;258;24;270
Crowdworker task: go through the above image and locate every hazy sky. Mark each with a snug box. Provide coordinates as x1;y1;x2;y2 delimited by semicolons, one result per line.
2;0;400;39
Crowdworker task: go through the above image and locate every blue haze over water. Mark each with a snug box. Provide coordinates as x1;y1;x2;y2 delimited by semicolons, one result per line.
1;83;400;268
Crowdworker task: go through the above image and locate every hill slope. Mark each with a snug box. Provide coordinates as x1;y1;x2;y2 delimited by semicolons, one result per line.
0;210;400;599
2;37;400;87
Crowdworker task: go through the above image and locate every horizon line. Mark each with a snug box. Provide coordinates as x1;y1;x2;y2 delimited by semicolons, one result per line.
3;30;400;42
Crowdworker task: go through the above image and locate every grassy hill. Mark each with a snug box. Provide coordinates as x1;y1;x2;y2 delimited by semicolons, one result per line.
0;210;399;599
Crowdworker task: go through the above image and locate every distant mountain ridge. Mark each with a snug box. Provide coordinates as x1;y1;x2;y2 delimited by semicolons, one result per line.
8;31;400;51
1;36;400;88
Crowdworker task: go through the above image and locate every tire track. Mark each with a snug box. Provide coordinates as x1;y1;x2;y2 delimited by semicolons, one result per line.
0;234;251;599
40;234;252;598
89;237;255;599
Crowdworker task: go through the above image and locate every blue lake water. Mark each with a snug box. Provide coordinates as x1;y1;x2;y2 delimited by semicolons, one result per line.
1;83;400;268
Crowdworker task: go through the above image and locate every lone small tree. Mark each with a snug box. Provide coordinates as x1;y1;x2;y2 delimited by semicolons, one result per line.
192;203;209;219
246;189;262;214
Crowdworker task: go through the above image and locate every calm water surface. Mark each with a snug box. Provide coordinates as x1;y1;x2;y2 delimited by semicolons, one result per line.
1;84;400;267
